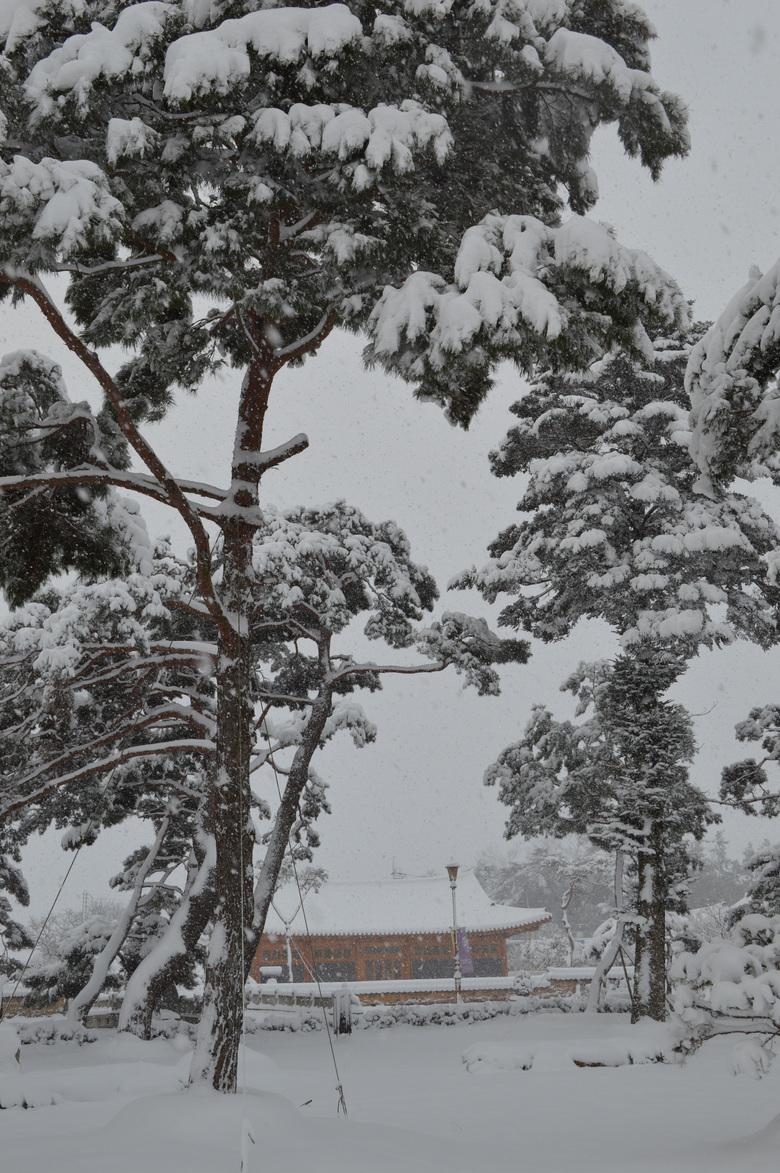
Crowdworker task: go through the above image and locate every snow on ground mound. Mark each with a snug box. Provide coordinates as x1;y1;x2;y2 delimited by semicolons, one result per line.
463;1022;679;1074
569;1021;680;1067
0;1031;191;1109
462;1040;535;1073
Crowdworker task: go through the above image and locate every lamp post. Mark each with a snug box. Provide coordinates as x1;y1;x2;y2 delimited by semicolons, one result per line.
447;864;462;1004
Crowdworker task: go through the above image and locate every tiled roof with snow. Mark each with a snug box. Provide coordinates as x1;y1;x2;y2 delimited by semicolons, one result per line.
265;871;550;937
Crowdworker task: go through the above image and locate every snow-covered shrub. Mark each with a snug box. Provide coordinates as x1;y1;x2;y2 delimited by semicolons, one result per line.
17;1020;97;1046
671;912;780;1075
357;1001;523;1029
512;971;535;996
254;1011;322;1033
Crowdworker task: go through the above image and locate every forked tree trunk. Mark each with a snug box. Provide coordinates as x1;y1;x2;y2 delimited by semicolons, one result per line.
119;831;216;1039
632;820;667;1022
586;849;629;1014
188;335;323;1090
70;810;173;1024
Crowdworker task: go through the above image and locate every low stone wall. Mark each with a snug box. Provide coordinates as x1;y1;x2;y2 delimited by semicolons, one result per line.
528;967;633;1001
0;996;65;1018
247;976;518;1010
357;986;515;1006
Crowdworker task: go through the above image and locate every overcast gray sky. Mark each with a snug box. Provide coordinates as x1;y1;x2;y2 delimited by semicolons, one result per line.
8;0;780;914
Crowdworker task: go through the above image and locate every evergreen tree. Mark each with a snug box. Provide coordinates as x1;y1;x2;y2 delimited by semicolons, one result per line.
738;842;780;920
720;703;780;820
677;247;780;1065
462;330;780;1019
0;0;690;1088
486;649;714;1019
0;846;32;985
0;496;525;1040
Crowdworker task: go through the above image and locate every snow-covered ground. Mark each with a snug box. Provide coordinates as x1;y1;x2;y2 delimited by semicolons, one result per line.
3;1012;780;1172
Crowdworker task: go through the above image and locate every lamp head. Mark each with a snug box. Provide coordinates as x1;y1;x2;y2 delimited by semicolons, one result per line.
446;864;459;882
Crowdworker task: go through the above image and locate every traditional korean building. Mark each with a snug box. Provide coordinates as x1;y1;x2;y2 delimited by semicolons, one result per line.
251;871;550;984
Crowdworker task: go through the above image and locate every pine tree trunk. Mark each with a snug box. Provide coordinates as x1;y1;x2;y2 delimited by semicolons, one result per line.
632;820;667;1022
189;526;255;1092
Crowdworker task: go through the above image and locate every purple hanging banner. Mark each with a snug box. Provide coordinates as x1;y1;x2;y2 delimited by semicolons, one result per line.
457;928;474;976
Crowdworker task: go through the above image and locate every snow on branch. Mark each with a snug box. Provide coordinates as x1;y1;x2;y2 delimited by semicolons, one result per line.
416;611;529;696
688;259;780;488
368;213;687;418
320;699;377;748
25;3;177;119
541;25;679;146
0;157;124;260
250;100;452;184
0;739;213;822
164;4;362;102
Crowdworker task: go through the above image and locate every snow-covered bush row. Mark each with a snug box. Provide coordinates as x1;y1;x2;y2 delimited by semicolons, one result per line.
253;1010;323;1033
252;992;632;1033
17;1019;97;1047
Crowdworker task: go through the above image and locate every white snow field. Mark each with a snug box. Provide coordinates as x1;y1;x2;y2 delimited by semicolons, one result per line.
3;1011;780;1172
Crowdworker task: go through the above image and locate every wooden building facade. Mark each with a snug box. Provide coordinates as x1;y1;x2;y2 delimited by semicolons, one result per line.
251;872;550;985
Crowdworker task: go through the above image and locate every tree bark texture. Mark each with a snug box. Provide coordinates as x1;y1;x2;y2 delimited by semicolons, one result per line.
632;820;667;1023
189;520;256;1091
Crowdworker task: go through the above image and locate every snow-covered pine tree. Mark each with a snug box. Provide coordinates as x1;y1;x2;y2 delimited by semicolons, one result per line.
23;908;125;1009
684;259;780;996
68;799;204;1027
713;706;780;925
0;0;690;1088
0;479;526;1061
670;716;780;1069
737;842;780;920
462;330;780;1019
720;703;780;820
486;649;713;1019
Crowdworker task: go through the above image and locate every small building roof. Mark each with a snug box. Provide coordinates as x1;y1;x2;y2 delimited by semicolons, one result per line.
265;871;550;937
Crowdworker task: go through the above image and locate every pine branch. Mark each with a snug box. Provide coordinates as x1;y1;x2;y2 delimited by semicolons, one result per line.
0;269;228;629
